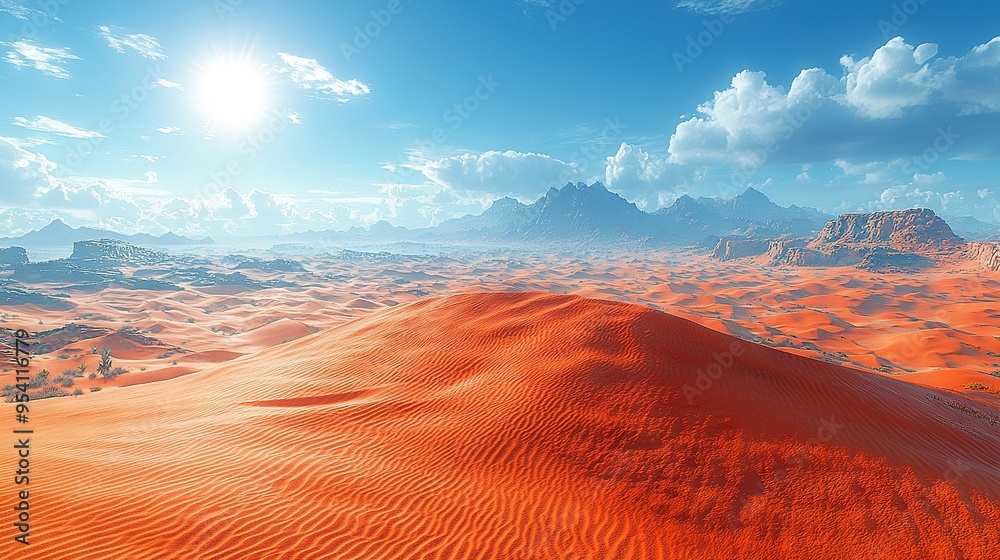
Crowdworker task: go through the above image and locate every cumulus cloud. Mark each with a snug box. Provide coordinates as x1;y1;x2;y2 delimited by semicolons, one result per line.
0;133;338;236
13;115;105;139
157;188;299;236
668;68;838;166
0;139;151;233
411;150;578;200
668;36;1000;166
842;37;946;118
861;184;965;215
98;26;166;60
274;52;370;102
3;40;79;78
0;136;59;196
605;143;667;192
944;36;1000;115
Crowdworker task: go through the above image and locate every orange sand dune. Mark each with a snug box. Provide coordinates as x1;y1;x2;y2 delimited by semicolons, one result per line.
8;292;1000;559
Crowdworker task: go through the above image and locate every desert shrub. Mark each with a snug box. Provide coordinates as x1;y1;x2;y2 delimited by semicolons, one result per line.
89;387;101;392
966;382;990;391
72;388;84;396
53;374;75;388
89;373;97;379
2;385;18;403
27;370;50;389
32;385;68;400
102;366;127;380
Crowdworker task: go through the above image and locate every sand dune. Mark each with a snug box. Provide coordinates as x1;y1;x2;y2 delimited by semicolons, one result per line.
9;292;999;559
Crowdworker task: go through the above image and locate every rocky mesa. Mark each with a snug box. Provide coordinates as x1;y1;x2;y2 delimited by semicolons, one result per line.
811;209;966;254
712;209;972;272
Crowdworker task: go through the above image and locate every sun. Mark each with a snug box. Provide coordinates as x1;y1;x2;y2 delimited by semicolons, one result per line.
196;54;271;130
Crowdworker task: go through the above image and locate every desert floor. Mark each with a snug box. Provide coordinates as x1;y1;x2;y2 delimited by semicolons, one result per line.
2;248;999;558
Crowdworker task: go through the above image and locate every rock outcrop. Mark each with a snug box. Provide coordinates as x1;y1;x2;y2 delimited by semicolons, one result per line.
70;239;167;266
812;209;965;254
711;237;772;261
713;209;969;273
965;242;1000;271
0;247;29;269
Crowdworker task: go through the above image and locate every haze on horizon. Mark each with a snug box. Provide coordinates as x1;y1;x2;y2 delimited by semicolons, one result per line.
1;0;1000;238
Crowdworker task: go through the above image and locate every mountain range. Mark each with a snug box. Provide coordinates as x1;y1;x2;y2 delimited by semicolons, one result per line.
0;219;212;248
280;182;853;246
4;183;999;249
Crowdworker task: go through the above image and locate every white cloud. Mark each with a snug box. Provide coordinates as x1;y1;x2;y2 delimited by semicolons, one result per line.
862;185;964;215
675;0;781;15
912;171;945;185
157;187;299;235
668;68;838;166
286;111;302;125
913;43;938;66
411;150;578;199
0;134;332;236
138;155;160;162
842;38;944;119
0;136;59;196
155;126;183;135
605;142;667;192
943;37;1000;115
13;116;105;139
152;78;182;89
668;36;1000;166
274;52;370;102
3;40;79;79
0;0;47;20
98;25;166;60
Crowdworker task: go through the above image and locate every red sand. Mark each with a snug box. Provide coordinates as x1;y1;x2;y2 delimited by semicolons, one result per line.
7;292;999;559
10;251;1000;401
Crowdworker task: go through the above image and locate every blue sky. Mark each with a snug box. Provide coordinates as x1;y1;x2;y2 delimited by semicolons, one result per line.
1;0;999;236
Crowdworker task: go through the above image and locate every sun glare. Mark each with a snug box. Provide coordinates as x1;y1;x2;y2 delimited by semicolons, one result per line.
197;54;271;130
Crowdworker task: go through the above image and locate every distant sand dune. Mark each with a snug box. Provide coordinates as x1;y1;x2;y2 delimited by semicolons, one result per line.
7;292;1000;559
